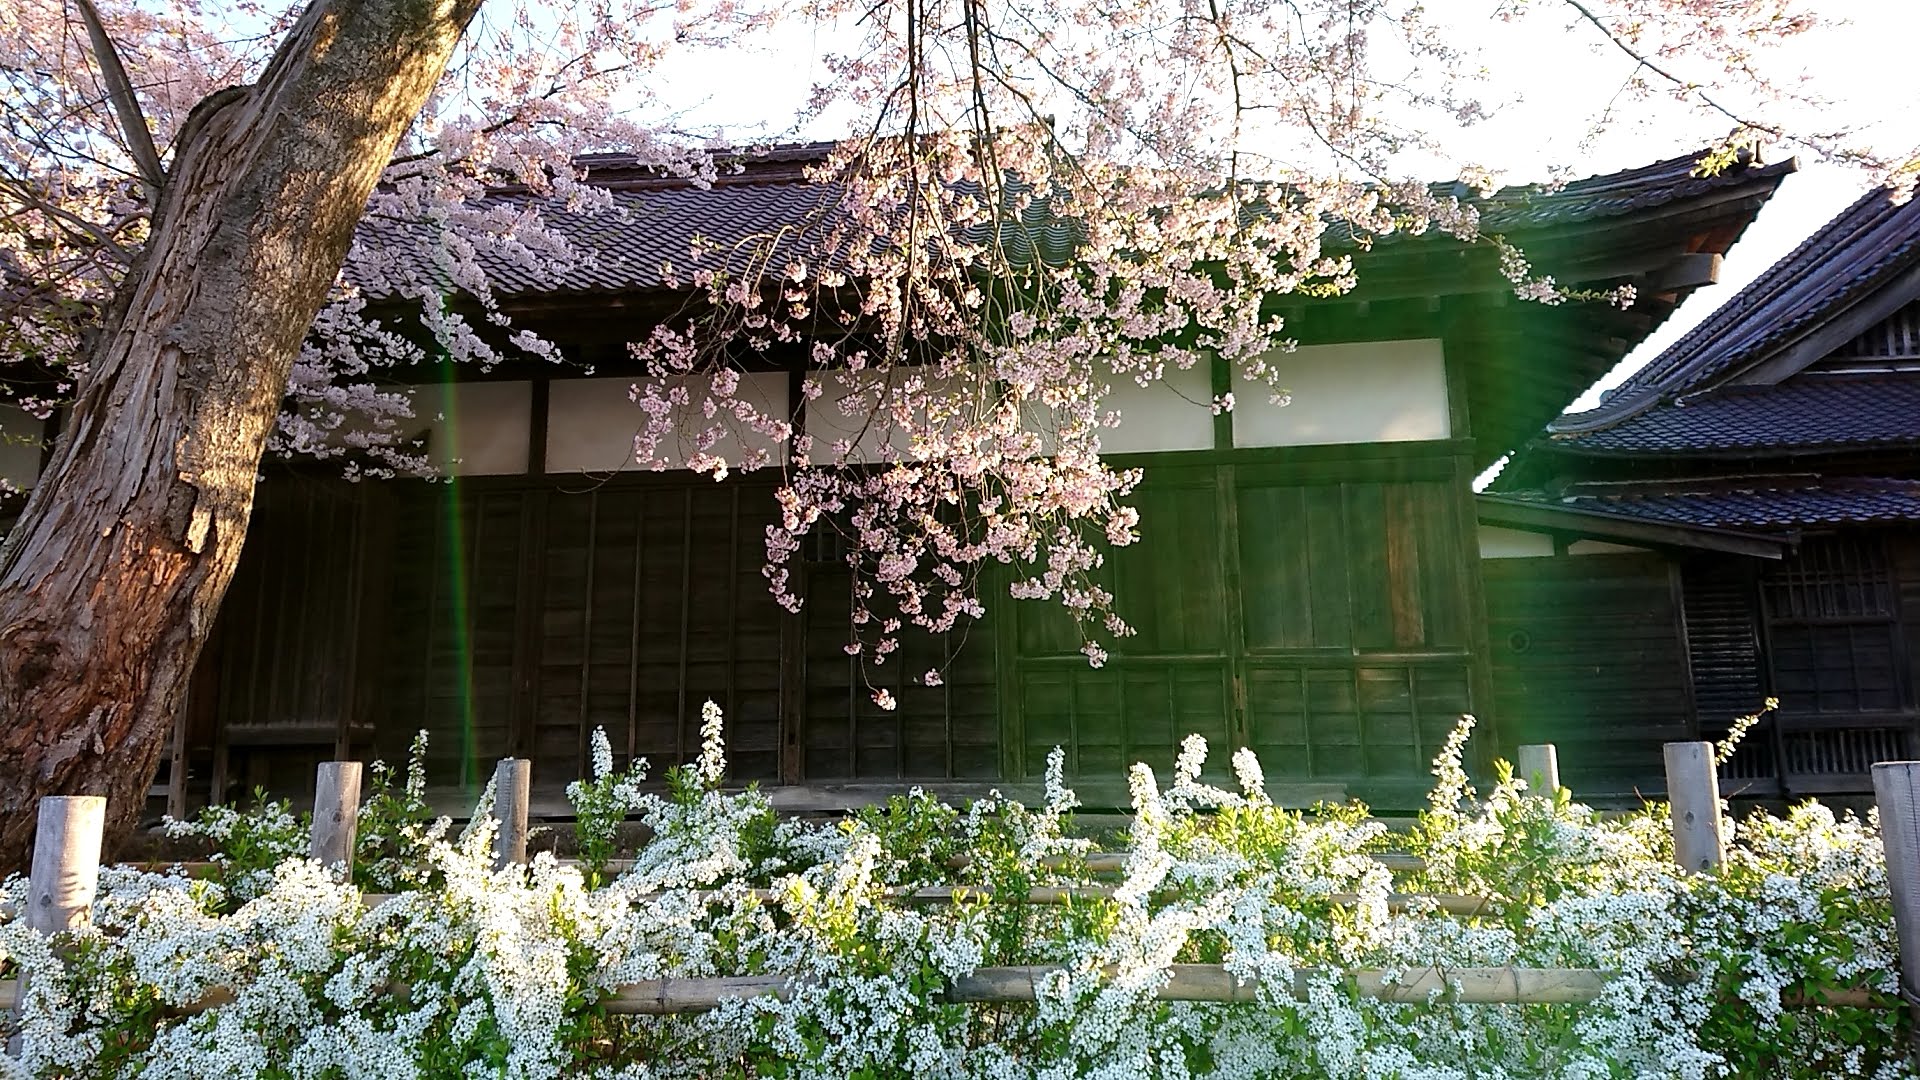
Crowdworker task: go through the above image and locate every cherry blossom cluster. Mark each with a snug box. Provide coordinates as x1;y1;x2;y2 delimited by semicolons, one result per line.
5;0;1906;701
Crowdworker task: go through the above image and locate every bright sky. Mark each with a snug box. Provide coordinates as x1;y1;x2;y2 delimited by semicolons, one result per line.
653;0;1920;417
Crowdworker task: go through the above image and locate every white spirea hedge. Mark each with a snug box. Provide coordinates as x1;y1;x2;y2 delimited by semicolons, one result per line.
0;708;1909;1080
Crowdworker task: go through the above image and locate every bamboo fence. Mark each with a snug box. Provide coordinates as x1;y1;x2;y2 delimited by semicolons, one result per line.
0;742;1912;1024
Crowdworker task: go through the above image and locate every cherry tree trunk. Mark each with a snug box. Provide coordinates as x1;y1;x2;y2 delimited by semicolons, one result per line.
0;0;482;873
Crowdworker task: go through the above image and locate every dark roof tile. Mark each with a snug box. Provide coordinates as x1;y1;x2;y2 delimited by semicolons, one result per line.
1551;185;1920;435
347;143;1796;303
1548;376;1920;453
1497;475;1920;529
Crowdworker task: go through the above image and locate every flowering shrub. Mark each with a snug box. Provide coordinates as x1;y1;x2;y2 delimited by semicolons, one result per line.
1;708;1908;1079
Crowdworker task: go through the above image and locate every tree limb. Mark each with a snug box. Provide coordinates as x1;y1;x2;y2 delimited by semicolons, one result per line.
73;0;166;198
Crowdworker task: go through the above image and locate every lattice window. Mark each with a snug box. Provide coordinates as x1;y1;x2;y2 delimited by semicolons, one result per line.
1762;535;1894;621
1760;536;1905;720
1822;298;1920;368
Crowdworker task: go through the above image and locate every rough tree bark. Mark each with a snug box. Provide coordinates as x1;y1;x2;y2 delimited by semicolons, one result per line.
0;0;484;873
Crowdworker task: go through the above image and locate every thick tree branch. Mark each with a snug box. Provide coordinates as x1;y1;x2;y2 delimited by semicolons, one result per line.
73;0;166;198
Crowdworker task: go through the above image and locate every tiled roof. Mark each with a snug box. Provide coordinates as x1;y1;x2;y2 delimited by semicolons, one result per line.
1495;476;1920;530
1551;185;1920;435
1547;376;1920;454
351;174;851;298
1450;150;1795;234
347;143;1795;302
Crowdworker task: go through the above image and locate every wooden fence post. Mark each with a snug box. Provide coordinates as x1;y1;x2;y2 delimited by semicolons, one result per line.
310;761;363;874
1517;744;1560;795
491;758;531;871
1664;741;1724;873
27;795;105;934
1872;761;1920;1065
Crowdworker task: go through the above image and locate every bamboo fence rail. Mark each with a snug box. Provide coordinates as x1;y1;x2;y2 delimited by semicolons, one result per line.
0;964;1887;1016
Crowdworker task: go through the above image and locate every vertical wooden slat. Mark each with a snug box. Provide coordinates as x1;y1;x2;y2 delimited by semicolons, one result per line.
265;486;299;730
1408;666;1426;766
845;570;858;778
1209;352;1234;450
725;487;740;723
1385;483;1426;648
994;563;1024;782
627;491;646;765
244;493;274;724
578;492;598;776
778;539;806;785
510;489;549;762
166;684;192;820
781;365;809;785
942;624;954;779
1216;466;1248;748
527;378;550;475
1449;450;1498;773
334;489;367;760
1349;666;1368;776
1304;486;1351;648
460;492;485;786
676;488;694;760
352;486;397;764
1344;483;1392;651
417;491;444;769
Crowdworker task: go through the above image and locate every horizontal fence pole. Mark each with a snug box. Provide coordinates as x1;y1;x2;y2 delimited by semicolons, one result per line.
111;852;1438;878
2;967;1890;1016
352;887;1496;914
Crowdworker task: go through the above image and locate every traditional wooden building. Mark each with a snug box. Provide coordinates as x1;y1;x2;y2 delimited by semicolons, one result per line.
1486;185;1920;800
3;145;1791;814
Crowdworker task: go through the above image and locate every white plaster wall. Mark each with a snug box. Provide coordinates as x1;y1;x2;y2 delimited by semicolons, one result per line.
1097;364;1216;454
548;371;790;473
405;380;532;476
1478;524;1555;559
805;367;993;465
1231;338;1450;447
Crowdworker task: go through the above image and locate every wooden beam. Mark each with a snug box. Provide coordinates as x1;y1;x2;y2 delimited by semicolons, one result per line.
1644;252;1722;292
1475;497;1790;559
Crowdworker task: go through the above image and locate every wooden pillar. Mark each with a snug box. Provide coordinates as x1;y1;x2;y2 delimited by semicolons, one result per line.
1664;741;1724;873
309;761;363;873
27;796;105;934
1517;744;1560;796
1873;761;1920;1064
491;757;532;871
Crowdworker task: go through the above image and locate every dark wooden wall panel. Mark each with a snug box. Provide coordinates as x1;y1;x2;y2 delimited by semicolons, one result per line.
1016;660;1231;781
371;478;788;793
1009;460;1482;802
799;558;999;782
377;487;523;786
205;445;1487;806
199;475;371;800
1484;552;1692;795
